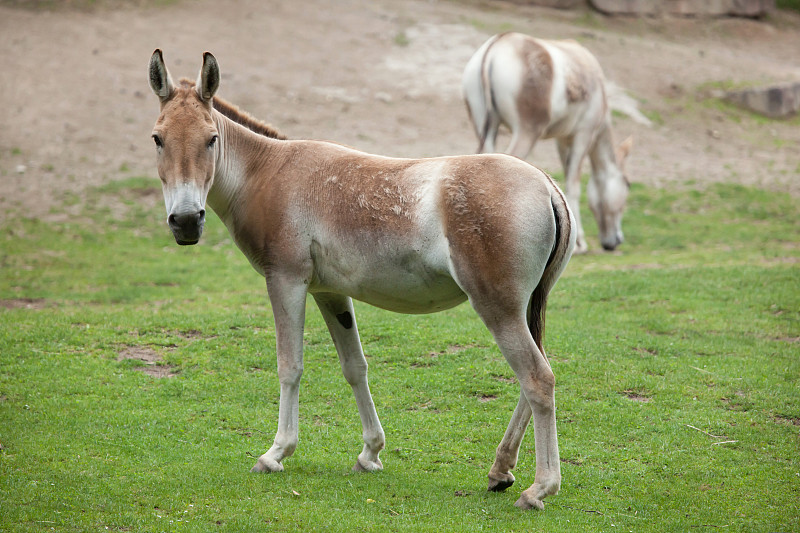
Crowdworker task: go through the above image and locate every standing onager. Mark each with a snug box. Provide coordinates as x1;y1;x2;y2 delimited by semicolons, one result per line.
462;32;633;253
148;50;576;510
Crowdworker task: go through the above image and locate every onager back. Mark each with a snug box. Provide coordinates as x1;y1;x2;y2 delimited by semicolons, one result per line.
149;49;576;510
463;32;633;253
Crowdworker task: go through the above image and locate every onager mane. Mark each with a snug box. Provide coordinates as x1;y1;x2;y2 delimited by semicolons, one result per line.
178;78;287;140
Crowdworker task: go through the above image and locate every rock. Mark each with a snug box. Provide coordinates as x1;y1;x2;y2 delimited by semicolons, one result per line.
589;0;775;17
724;82;800;119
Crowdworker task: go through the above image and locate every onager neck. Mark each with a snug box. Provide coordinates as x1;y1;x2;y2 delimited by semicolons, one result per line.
207;111;283;226
588;120;620;182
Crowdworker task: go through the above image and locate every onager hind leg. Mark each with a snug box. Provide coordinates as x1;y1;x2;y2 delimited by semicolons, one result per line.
314;293;385;472
507;123;545;163
483;316;561;510
478;112;502;154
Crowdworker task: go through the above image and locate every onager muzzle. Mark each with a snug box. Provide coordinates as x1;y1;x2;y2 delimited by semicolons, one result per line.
168;206;206;245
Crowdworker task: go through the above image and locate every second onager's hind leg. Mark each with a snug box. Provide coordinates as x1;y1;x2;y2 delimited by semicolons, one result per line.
507;124;545;162
483;316;561;510
314;293;385;472
478;112;502;154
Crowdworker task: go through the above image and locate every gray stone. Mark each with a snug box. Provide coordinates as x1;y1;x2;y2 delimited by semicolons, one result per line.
724;82;800;119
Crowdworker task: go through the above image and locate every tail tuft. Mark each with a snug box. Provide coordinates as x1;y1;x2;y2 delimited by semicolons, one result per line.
528;190;574;353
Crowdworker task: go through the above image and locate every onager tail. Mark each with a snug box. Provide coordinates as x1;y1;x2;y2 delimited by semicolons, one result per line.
463;33;505;153
476;49;493;153
476;34;505;153
528;189;574;353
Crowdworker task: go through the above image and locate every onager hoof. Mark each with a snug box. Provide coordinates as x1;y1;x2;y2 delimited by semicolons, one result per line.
514;493;545;511
487;472;515;492
514;479;559;510
250;457;284;473
352;456;383;472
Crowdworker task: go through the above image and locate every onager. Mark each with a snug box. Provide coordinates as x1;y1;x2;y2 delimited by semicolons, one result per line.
148;50;576;510
463;32;632;253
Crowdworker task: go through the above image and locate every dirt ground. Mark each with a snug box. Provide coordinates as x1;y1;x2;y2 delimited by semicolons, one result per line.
1;0;799;225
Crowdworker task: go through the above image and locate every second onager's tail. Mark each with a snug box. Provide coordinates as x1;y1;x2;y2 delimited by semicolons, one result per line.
528;188;575;353
462;33;504;153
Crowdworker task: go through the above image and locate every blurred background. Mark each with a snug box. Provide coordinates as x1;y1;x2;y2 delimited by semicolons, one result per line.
1;0;799;225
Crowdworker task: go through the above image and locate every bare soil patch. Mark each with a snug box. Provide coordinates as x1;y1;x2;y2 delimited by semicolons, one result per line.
621;389;652;402
117;345;176;378
0;0;798;226
0;298;51;310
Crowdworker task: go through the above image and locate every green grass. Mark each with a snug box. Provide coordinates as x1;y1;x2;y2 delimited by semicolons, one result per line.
1;178;798;532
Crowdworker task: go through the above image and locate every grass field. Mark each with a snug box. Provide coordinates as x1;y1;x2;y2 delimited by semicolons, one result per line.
1;176;798;532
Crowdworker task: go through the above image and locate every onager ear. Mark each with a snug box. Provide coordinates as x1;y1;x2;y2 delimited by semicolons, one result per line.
196;52;220;102
149;49;175;102
616;136;633;168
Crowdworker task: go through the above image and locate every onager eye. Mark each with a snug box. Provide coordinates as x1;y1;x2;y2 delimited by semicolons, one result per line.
152;134;163;149
208;135;218;149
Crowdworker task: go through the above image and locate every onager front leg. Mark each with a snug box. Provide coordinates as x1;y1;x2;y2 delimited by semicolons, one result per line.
557;136;590;254
314;293;385;472
488;391;531;492
251;278;308;473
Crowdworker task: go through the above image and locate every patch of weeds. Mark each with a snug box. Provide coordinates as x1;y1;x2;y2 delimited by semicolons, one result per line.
574;10;606;30
393;31;410;47
776;0;800;11
93;175;160;195
641;109;664;126
697;80;762;95
464;16;514;34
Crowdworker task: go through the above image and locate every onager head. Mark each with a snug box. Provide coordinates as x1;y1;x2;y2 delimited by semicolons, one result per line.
148;49;220;245
588;136;632;251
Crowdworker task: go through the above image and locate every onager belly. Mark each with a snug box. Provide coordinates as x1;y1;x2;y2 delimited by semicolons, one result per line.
309;241;467;314
341;274;467;314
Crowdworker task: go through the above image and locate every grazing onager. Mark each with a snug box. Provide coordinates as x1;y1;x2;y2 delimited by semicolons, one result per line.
463;32;633;253
148;49;576;510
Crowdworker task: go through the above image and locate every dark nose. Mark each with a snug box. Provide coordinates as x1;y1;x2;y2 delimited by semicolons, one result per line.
601;234;622;252
168;209;205;230
168;209;206;245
